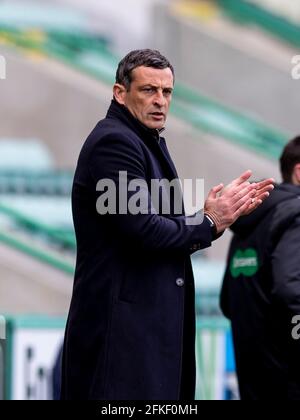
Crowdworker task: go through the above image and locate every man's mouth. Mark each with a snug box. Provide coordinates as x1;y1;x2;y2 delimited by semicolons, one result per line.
150;112;165;119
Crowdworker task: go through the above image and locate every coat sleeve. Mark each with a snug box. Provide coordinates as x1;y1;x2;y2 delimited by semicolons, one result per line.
271;219;300;398
88;132;213;253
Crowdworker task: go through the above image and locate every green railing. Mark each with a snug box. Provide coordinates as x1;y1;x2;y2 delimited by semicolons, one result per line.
0;170;75;274
217;0;300;49
172;84;287;160
0;203;75;249
0;170;73;195
0;230;75;276
0;203;75;275
0;24;289;160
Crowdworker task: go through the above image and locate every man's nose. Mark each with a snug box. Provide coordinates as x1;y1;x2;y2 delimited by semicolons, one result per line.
153;91;165;107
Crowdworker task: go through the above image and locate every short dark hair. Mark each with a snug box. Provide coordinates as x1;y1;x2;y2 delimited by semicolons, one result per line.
280;136;300;182
115;49;175;90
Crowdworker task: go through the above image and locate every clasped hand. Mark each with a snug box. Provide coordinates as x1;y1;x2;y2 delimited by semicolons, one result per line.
204;170;275;234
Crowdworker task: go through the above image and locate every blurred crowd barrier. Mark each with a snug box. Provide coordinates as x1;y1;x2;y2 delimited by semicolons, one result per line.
0;315;65;400
0;314;237;401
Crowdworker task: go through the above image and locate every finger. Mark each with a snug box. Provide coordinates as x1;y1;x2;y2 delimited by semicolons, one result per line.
254;185;274;197
255;191;271;203
240;191;271;216
255;178;275;189
243;199;263;215
229;177;273;200
238;190;271;217
255;179;275;193
231;170;253;187
227;182;256;201
247;191;270;210
232;188;257;213
233;197;255;219
207;183;224;200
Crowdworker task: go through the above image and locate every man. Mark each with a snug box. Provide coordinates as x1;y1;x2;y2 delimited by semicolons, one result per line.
61;49;273;400
221;137;300;400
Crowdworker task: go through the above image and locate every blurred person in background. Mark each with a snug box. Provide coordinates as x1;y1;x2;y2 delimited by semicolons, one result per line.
221;137;300;401
61;49;274;400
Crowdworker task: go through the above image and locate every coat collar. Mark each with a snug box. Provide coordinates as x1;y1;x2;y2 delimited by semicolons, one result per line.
105;100;179;181
106;100;165;145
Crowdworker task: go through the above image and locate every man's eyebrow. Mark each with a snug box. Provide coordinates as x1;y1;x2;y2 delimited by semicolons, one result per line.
139;84;158;89
139;84;173;90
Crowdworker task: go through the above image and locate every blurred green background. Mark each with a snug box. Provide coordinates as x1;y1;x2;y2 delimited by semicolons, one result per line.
0;0;299;400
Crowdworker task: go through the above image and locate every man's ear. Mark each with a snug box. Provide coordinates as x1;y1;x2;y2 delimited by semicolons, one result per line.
113;83;127;105
293;163;300;184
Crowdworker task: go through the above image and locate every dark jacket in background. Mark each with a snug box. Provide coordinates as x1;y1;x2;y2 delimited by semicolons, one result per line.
61;100;214;400
221;183;300;400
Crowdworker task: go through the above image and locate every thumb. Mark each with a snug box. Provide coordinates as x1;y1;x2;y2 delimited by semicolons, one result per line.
207;183;224;200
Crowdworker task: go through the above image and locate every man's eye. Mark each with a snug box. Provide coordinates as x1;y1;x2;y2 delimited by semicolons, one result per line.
143;88;153;93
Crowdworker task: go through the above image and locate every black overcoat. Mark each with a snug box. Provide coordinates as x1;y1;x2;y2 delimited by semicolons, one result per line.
61;100;213;400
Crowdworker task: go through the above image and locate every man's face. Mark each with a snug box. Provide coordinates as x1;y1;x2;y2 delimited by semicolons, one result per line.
114;66;174;130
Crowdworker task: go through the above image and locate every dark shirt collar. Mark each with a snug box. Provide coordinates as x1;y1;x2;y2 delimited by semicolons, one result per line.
106;99;165;144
